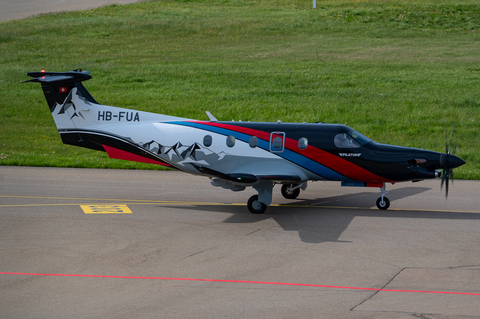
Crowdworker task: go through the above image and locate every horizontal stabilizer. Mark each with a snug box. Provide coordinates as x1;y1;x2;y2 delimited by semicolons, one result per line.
23;70;92;83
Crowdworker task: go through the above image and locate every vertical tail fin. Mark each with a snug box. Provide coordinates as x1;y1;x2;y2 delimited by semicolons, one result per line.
23;69;97;112
24;70;103;150
24;70;186;167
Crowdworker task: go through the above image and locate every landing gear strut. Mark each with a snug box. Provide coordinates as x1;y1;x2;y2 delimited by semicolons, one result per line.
376;184;390;210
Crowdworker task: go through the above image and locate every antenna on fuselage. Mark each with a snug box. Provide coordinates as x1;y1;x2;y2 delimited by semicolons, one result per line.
206;111;218;122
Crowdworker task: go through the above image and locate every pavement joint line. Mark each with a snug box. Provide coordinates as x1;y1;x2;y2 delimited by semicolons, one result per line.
0;195;173;202
0;201;241;208
1;195;479;213
1;272;480;296
0;202;178;207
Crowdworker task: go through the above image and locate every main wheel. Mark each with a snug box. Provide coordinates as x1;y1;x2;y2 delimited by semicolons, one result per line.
281;184;300;199
247;195;267;214
376;197;390;210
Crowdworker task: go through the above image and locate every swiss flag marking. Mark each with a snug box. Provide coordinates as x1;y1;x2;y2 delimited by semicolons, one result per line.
59;87;67;93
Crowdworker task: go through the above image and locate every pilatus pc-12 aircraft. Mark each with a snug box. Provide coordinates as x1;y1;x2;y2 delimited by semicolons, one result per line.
25;70;465;213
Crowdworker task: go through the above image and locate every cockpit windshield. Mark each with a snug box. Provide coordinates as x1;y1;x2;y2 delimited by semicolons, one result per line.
350;130;372;145
334;130;372;149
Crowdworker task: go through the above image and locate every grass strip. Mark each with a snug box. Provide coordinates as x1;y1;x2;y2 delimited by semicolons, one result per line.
0;0;479;178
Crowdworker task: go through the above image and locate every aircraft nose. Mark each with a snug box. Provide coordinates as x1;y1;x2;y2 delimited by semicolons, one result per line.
448;154;466;169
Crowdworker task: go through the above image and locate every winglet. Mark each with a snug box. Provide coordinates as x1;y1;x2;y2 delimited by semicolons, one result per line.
206;111;218;122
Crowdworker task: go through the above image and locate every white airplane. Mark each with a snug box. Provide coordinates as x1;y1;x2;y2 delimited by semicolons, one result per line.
24;70;465;213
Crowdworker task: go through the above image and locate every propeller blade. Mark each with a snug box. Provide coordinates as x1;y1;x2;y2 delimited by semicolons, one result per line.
445;171;449;198
445;128;449;155
448;124;454;155
441;168;446;190
439;124;461;199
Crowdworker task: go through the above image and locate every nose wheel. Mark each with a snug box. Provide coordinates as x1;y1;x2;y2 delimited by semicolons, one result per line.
376;197;390;210
376;184;390;210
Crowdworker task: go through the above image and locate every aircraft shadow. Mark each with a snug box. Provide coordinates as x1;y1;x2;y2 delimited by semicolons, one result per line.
290;186;431;208
160;187;480;244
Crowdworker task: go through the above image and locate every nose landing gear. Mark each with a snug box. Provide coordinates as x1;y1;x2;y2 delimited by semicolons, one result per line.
376;184;390;210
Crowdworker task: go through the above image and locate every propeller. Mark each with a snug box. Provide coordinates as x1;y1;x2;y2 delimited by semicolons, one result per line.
439;124;458;198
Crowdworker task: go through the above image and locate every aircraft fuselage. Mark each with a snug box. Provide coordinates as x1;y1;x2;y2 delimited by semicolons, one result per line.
24;70;466;213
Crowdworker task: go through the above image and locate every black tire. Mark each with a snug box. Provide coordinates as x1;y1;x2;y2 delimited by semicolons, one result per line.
376;197;390;210
281;184;300;199
247;195;267;214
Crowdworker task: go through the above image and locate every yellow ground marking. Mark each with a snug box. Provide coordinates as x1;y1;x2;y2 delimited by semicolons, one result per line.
81;204;133;214
0;195;479;214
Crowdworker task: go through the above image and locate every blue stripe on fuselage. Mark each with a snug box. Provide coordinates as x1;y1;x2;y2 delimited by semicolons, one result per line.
167;121;354;182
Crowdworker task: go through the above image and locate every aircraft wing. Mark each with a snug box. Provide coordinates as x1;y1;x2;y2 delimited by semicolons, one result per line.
254;174;303;183
192;165;302;184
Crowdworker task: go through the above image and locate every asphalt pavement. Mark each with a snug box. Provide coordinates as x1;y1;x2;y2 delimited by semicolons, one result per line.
2;1;480;317
0;0;141;21
1;166;479;318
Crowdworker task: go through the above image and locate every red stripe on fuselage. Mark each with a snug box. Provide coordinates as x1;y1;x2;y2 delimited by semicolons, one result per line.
103;145;171;167
190;121;393;183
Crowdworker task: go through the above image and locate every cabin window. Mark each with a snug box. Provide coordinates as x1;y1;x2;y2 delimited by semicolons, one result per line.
334;133;361;149
249;136;258;148
269;132;285;153
272;136;282;149
298;137;308;150
226;135;235;148
203;135;212;147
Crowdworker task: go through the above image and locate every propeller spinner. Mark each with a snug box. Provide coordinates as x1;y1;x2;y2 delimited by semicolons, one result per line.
439;125;465;197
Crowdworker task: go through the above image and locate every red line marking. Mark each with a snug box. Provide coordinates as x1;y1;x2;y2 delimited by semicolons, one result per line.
1;272;479;296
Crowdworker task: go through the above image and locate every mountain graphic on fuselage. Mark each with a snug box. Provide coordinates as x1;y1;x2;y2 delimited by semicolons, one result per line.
137;140;227;166
139;140;164;155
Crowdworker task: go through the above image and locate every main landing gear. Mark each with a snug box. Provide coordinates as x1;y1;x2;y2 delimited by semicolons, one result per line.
247;182;306;214
247;195;268;214
247;182;273;214
376;184;390;210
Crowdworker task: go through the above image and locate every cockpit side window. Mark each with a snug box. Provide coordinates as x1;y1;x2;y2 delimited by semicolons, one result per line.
334;133;361;149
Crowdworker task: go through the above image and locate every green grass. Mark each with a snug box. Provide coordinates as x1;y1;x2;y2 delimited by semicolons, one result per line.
1;0;479;178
